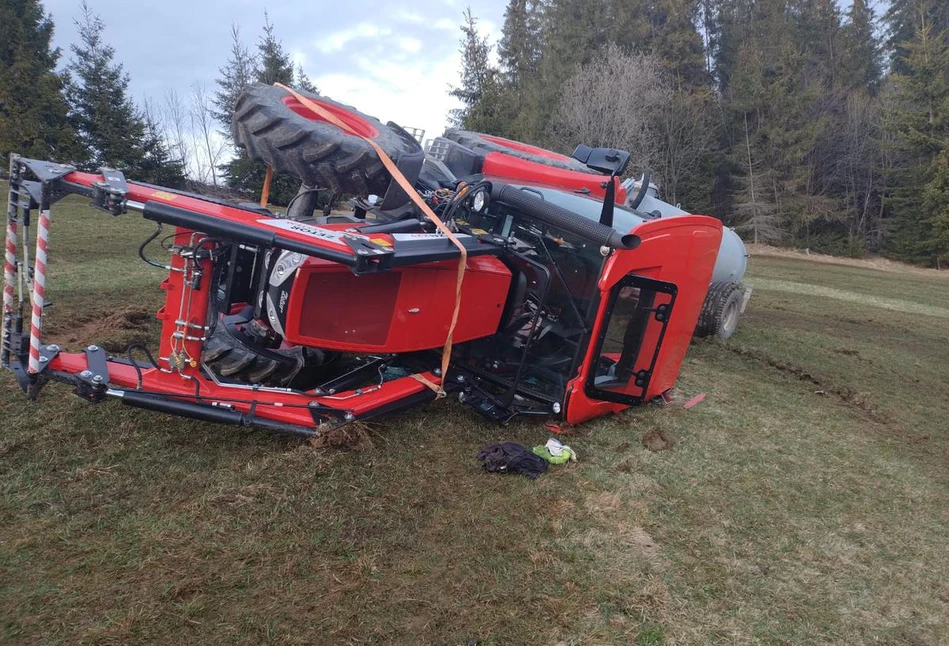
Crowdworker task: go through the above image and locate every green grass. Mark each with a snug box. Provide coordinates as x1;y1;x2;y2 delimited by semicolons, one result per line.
2;189;947;644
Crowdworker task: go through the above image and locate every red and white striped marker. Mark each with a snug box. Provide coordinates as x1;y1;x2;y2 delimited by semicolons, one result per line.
27;209;50;374
2;217;16;338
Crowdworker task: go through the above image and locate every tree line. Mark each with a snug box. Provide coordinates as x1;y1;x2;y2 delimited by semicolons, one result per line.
452;0;949;267
0;0;315;204
2;0;947;265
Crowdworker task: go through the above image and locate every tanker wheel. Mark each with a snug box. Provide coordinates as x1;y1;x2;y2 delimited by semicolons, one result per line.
694;282;743;340
443;129;596;174
232;83;422;198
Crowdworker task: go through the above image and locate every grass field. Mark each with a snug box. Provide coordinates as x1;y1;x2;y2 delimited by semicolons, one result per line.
2;189;947;645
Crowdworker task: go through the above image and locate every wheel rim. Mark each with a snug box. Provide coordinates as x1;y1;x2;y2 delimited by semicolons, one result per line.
722;298;740;335
281;95;379;138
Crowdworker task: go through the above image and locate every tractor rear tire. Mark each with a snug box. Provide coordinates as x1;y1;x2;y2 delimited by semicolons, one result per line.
442;129;595;174
694;282;743;340
232;84;422;197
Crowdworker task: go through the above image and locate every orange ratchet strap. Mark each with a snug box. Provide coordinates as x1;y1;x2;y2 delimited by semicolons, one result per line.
260;164;274;207
274;83;467;396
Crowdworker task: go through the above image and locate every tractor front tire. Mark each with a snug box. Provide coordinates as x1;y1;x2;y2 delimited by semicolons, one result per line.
232;84;422;198
694;282;743;340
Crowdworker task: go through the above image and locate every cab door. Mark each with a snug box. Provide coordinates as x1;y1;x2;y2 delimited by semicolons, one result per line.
561;215;722;425
584;275;676;405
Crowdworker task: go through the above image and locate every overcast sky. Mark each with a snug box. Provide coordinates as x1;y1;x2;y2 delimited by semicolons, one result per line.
42;0;508;141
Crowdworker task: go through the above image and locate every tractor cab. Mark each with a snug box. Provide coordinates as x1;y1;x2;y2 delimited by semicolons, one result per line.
445;177;722;424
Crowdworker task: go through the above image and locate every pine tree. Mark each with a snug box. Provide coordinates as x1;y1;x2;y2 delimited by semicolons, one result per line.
256;12;294;86
498;0;542;87
885;0;948;73
841;0;882;93
295;64;318;93
0;0;77;161
923;146;949;267
67;1;157;177
212;25;255;136
139;107;185;187
449;8;505;132
886;15;949;263
223;13;296;203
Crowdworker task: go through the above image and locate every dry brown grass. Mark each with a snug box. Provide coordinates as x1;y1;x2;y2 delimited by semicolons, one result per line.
747;243;949;278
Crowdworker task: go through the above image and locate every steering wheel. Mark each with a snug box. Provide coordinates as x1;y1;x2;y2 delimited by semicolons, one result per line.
630;170;651;209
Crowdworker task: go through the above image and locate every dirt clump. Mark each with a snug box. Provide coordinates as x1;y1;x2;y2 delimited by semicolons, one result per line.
642;428;677;452
309;422;374;451
47;307;154;352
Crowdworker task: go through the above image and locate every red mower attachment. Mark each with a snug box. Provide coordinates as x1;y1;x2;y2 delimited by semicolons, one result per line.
2;86;721;439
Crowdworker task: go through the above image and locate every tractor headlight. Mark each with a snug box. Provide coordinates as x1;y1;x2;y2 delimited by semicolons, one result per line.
472;189;487;212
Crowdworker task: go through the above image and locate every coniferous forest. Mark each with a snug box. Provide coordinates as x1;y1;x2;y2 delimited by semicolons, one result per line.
453;0;949;267
1;0;947;266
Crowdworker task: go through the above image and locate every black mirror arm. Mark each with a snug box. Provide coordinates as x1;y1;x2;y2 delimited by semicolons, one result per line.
599;171;617;228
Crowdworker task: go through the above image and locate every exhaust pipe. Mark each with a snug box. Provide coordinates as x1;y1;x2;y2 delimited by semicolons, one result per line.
491;183;640;250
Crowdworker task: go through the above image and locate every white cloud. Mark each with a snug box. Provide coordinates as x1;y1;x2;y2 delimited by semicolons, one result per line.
315;46;463;143
397;37;423;54
315;24;392;54
396;9;425;24
433;17;456;31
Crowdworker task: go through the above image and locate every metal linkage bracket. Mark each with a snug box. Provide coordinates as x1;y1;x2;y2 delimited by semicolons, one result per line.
307;401;355;426
91;167;128;216
33;343;61;372
16;157;75;183
73;344;110;402
16;180;44;210
342;234;394;274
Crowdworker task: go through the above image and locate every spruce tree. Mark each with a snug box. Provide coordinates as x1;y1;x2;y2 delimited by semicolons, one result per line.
0;0;76;161
923;147;949;267
256;12;294;86
66;1;146;171
886;15;949;263
642;0;710;89
792;0;842;88
139;108;186;187
449;8;505;132
498;0;542;88
212;25;255;137
223;13;296;204
841;0;882;93
295;64;318;93
885;0;948;73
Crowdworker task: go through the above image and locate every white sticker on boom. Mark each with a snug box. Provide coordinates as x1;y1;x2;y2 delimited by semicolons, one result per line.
391;233;474;241
256;218;365;245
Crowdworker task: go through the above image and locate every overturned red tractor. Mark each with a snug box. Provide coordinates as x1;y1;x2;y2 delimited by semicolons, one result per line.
2;84;723;437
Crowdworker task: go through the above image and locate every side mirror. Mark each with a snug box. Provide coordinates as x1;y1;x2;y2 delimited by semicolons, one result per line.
572;145;631;176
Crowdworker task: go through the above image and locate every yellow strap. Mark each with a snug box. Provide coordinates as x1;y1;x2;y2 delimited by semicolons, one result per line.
274;83;468;396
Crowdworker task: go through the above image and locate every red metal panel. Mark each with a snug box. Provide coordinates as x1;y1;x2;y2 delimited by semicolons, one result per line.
298;271;401;345
284;255;511;353
563;215;722;425
481;152;628;204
